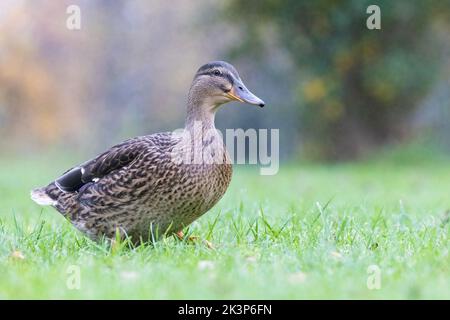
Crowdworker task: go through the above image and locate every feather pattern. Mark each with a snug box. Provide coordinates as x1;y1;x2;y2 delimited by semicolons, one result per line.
33;132;231;242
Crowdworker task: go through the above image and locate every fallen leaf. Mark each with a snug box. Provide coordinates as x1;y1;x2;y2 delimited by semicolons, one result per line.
198;260;215;271
10;251;25;260
120;271;139;281
288;271;307;284
330;251;343;260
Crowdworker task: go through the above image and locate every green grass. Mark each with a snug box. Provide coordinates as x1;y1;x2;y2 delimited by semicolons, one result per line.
0;153;449;299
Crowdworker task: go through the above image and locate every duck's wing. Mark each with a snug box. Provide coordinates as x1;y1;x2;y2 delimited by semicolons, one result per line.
55;136;149;193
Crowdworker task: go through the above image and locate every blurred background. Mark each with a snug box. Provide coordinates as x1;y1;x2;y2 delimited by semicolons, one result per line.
0;0;449;162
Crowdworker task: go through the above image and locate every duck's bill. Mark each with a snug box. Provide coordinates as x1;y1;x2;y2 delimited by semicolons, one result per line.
227;84;265;107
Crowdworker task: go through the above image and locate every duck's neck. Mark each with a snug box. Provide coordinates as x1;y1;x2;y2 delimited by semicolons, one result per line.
180;90;229;166
185;92;218;132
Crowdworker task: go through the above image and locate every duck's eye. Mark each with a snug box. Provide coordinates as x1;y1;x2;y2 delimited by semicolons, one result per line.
213;69;221;76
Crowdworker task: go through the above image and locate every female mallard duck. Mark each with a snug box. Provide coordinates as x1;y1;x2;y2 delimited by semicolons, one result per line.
31;61;264;243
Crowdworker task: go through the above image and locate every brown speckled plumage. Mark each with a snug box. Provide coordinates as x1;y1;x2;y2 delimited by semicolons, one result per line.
31;61;264;243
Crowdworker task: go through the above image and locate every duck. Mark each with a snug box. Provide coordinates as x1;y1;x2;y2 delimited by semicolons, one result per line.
31;61;265;244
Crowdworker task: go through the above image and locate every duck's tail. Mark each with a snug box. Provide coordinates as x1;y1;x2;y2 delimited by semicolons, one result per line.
30;188;56;206
30;183;61;206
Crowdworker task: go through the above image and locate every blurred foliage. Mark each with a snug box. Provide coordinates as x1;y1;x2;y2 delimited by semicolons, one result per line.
1;1;449;161
222;0;450;160
0;8;61;146
0;0;225;153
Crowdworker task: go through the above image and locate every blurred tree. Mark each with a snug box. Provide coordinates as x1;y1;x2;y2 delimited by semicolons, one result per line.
0;0;223;153
0;7;62;148
222;0;450;159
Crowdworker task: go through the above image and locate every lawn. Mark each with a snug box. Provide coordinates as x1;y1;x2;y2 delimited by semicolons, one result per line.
0;152;449;299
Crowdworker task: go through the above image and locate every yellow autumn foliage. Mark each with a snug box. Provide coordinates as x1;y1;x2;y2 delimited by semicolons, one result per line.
303;78;327;103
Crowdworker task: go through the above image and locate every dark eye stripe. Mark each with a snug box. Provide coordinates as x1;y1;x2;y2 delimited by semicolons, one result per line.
224;73;234;85
195;69;234;85
196;69;221;77
196;70;213;77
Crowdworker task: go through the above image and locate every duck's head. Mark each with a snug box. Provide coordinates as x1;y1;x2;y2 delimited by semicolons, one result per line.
189;61;265;109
